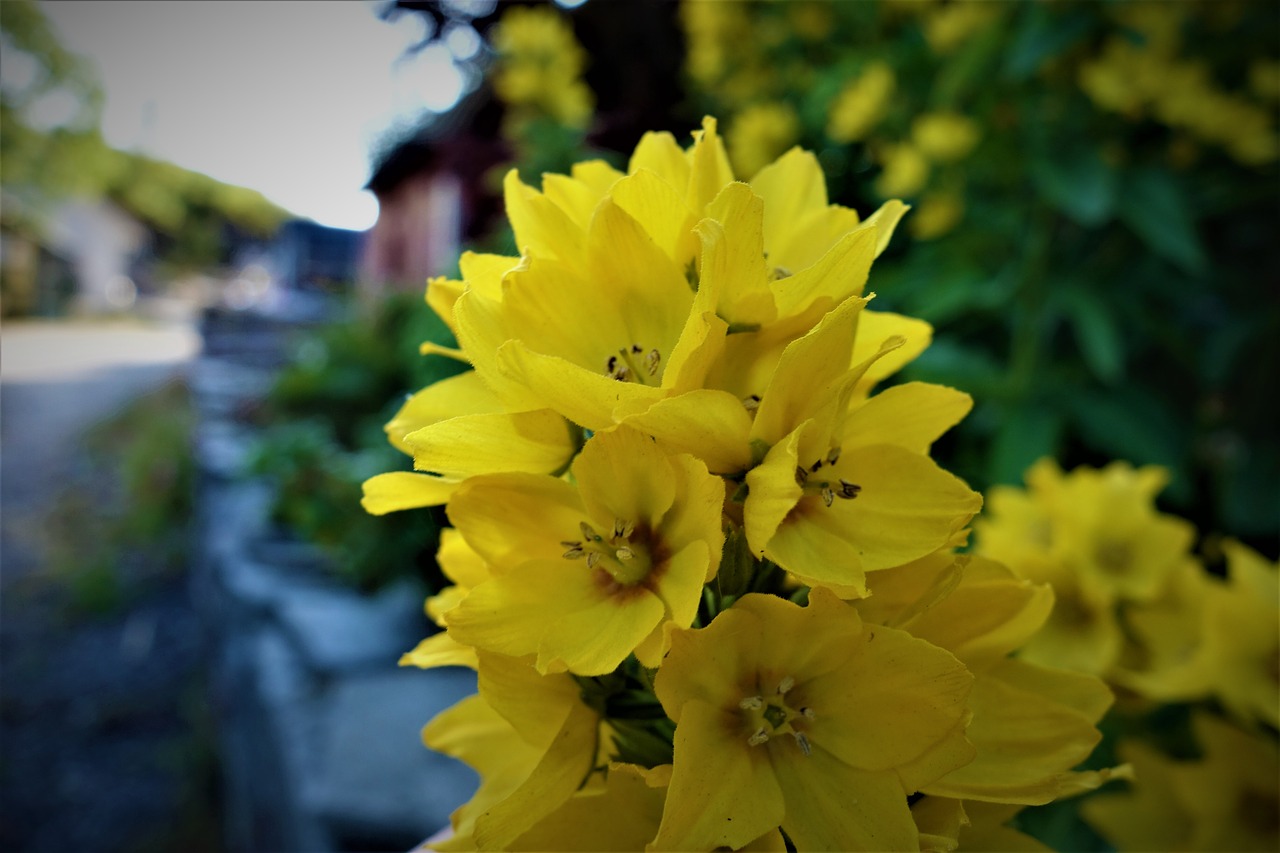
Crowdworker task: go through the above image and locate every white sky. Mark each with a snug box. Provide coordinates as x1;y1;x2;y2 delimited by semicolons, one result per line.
41;1;468;231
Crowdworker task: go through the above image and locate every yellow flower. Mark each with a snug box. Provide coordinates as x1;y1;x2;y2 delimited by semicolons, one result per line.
415;649;603;850
727;101;800;179
858;554;1127;805
911;112;981;163
1081;713;1280;852
975;459;1197;676
442;426;724;675
1250;58;1280;101
491;5;593;127
912;797;1052;852
826;61;895;143
876;142;930;198
910;191;965;241
651;587;974;851
923;2;1001;55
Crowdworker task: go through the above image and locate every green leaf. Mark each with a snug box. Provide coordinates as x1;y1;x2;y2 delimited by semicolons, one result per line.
1057;287;1125;384
1031;145;1116;226
1116;167;1207;277
989;402;1063;486
1004;3;1095;80
1067;388;1192;505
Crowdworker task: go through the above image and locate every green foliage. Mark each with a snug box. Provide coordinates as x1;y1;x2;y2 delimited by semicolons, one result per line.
683;0;1279;547
251;292;467;592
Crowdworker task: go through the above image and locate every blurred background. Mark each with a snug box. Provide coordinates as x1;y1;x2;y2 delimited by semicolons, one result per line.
0;0;1276;850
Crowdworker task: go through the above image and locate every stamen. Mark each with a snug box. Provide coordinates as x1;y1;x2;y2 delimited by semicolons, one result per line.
827;447;841;465
748;727;770;746
800;706;816;720
837;480;861;499
562;546;585;559
580;522;601;542
586;552;600;569
739;696;764;710
630;344;643;354
644;349;660;376
821;485;835;507
771;266;793;281
616;546;635;561
560;540;581;548
776;675;795;694
795;466;809;486
792;731;812;756
810;459;823;472
742;394;761;412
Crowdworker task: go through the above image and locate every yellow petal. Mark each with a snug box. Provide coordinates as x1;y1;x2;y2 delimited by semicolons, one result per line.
628;130;690;192
769;218;877;319
504;169;584;264
509;762;666;852
850;310;933;393
447;558;666;676
573;426;678;529
425;275;464;335
700;182;776;327
618;388;755;475
687;116;735;213
610;167;697;265
473;701;600;849
361;471;458;514
840;382;973;454
650;698;786;852
774;748;920;852
446;473;584;571
496;340;664;431
399;630;478;670
407;409;578;479
385;371;503;455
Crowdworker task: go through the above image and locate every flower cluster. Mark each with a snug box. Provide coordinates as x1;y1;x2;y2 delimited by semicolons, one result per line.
366;120;1126;850
977;459;1280;851
490;4;593;130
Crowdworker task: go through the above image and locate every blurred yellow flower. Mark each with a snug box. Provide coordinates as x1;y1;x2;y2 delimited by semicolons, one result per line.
875;142;930;197
827;61;895;143
910;191;964;240
912;112;981;163
1081;713;1280;852
727;101;800;179
923;2;1001;55
1250;58;1280;101
491;4;593;127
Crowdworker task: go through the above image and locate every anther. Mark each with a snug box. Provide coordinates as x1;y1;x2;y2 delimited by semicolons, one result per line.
630;344;643;354
562;546;585;559
616;546;635;561
837;480;861;499
748;727;770;746
821;485;835;507
586;552;600;569
795;466;809;486
810;459;823;472
776;675;795;695
742;394;761;412
792;731;812;756
580;522;601;542
739;696;764;710
827;447;841;465
644;349;660;376
800;707;816;720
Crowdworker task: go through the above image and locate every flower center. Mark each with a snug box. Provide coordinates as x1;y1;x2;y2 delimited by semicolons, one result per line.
739;674;815;755
794;447;861;507
561;518;652;585
604;344;662;386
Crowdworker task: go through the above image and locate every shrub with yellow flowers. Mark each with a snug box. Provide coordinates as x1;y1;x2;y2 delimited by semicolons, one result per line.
363;119;1139;851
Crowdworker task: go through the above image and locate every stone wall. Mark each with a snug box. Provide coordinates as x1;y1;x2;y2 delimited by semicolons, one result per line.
191;306;476;852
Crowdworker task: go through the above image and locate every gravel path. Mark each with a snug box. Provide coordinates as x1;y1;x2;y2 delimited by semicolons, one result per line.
0;318;211;852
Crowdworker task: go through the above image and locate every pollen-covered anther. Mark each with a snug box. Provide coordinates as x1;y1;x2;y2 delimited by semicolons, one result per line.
739;695;764;710
795;466;809;486
776;675;795;695
748;727;770;746
644;349;661;376
580;521;601;542
827;447;842;465
837;480;861;499
562;543;585;559
742;394;761;412
615;546;635;561
792;731;812;756
612;518;635;539
800;706;816;721
821;485;836;507
586;552;600;569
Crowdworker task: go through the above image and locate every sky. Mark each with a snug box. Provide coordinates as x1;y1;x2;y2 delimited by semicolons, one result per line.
41;1;471;231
